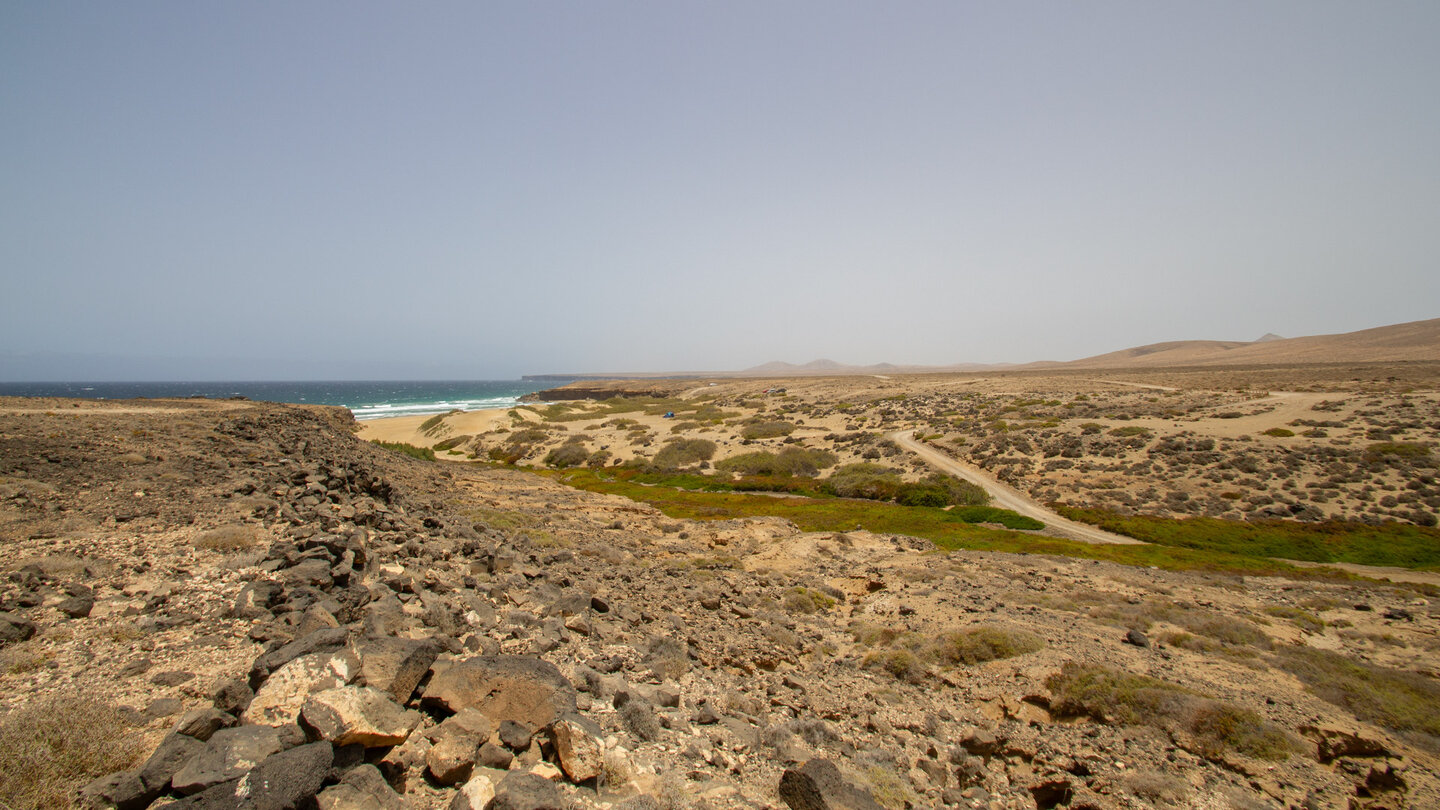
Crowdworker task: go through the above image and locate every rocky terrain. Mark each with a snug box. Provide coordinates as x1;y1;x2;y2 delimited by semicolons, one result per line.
2;396;1438;809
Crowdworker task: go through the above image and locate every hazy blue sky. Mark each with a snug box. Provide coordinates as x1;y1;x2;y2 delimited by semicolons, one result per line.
3;3;1437;380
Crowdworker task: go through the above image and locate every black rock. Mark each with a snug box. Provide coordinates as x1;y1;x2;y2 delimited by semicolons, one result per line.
487;771;565;810
778;759;885;810
0;612;36;645
1123;629;1150;647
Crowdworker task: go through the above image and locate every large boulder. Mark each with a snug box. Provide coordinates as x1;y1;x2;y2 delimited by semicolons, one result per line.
550;714;605;784
778;759;885;810
356;637;440;704
167;741;334;810
422;656;576;729
171;726;283;795
249;628;349;686
138;732;206;795
0;612;37;645
243;649;358;727
300;686;421;747
486;771;565;810
316;764;408;810
448;772;497;810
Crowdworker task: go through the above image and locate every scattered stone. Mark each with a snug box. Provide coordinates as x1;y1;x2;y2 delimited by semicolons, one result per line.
497;720;534;751
151;670;196;687
1123;629;1149;647
138;732;206;794
211;678;254;717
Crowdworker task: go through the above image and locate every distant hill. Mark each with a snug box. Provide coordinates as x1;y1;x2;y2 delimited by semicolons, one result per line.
1051;318;1440;369
526;318;1439;379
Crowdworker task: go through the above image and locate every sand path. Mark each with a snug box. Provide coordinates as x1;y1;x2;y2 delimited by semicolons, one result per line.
888;430;1143;545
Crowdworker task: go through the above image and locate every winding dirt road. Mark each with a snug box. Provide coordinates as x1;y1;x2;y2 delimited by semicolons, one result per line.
888;431;1144;545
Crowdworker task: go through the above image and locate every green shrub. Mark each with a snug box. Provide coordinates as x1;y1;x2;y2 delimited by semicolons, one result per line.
507;428;551;445
0;696;147;810
1260;428;1295;438
1109;426;1152;437
419;411;459;437
371;440;436;461
863;648;924;683
929;625;1043;665
651;438;718;470
783;586;837;614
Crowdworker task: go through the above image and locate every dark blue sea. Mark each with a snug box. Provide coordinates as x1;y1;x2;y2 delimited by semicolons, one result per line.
0;380;550;420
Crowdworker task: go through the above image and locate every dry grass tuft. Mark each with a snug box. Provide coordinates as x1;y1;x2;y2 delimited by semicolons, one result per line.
194;524;260;552
0;695;147;810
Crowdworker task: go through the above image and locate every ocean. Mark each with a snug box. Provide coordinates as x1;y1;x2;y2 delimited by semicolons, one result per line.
0;380;550;420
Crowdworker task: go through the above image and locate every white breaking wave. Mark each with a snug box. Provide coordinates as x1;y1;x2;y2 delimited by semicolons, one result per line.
348;396;521;420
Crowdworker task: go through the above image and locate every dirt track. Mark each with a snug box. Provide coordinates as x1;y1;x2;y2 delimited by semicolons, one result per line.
888;430;1144;545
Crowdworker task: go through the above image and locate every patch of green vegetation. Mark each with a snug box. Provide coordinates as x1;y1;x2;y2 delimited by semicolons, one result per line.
1054;506;1440;571
542;470;1366;579
1260;427;1295;437
419;411;459;437
821;464;991;509
1273;646;1440;740
1047;663;1299;760
370;440;436;461
1108;426;1153;437
949;507;1044;531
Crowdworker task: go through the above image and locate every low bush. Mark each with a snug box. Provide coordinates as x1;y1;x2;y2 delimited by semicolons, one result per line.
544;443;590;469
742;420;797;440
431;434;472;451
1109;426;1152;437
1260;428;1295;438
929;625;1044;665
1047;662;1298;760
782;586;837;614
1273;646;1440;739
651;438;718;470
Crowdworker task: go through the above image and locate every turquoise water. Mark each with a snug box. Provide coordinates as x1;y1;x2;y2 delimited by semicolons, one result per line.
0;380;552;419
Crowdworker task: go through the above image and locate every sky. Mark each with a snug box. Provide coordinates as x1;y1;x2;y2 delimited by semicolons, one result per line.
2;3;1438;381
